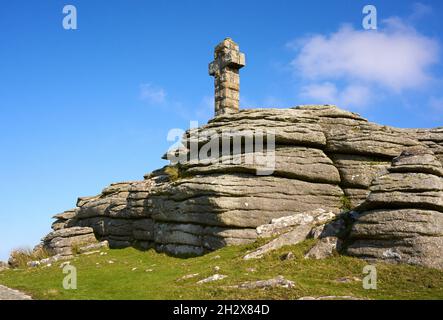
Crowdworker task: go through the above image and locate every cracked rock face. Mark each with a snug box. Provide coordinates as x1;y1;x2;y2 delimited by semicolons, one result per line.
34;105;443;264
347;149;443;270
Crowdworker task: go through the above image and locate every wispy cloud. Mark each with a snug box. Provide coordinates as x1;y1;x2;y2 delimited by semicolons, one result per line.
139;83;166;104
289;4;440;110
300;82;372;109
409;2;433;21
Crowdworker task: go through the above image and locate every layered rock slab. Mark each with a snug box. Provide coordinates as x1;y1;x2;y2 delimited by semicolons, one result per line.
43;226;97;256
347;149;443;269
150;174;343;228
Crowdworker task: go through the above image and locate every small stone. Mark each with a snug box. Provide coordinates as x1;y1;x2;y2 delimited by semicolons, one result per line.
244;224;313;260
309;225;325;239
131;268;137;271
197;274;227;284
232;276;295;289
336;276;361;283
213;266;220;272
0;285;33;300
177;273;199;281
108;260;115;264
27;261;40;268
81;250;100;256
310;218;346;239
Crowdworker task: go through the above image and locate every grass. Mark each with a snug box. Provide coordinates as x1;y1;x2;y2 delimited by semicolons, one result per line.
164;164;191;182
1;239;442;300
164;165;181;181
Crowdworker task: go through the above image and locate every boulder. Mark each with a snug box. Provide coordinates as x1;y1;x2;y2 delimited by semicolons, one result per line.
347;149;443;270
256;209;335;238
232;276;295;289
244;224;313;260
304;237;341;259
197;274;227;284
309;217;347;239
361;173;443;211
243;209;337;260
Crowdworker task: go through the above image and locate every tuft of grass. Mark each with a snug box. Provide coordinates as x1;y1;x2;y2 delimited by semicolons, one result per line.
1;240;442;300
8;247;50;268
340;195;353;212
164;165;180;181
164;164;192;182
368;161;387;165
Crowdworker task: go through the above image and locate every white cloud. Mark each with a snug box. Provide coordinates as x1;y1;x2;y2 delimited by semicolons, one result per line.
341;85;372;107
300;82;337;103
139;83;166;104
300;82;371;109
289;7;441;111
290;19;439;92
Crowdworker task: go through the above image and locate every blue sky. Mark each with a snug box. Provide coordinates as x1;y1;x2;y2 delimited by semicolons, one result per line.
1;0;442;261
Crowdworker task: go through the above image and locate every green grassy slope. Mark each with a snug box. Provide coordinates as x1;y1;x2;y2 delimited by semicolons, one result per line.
1;239;442;300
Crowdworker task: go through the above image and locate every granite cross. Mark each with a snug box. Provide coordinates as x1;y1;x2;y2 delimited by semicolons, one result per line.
209;38;245;116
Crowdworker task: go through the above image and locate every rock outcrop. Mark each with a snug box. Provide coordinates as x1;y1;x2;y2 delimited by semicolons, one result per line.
347;148;443;269
31;105;442;269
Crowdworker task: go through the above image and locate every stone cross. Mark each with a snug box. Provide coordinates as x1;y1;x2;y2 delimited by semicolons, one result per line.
209;38;245;116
